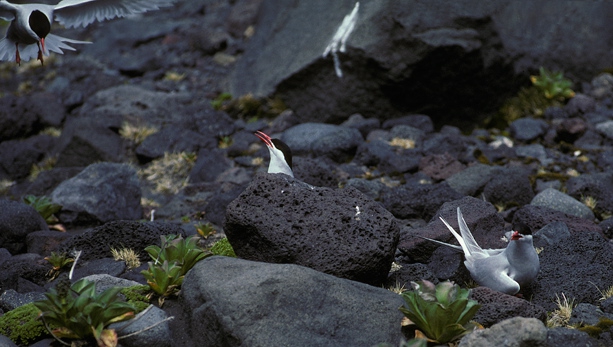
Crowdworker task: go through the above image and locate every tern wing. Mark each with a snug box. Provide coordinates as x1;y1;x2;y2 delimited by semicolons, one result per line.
0;1;16;21
54;0;175;28
438;215;471;258
457;207;488;257
468;254;520;295
43;33;91;55
418;236;464;252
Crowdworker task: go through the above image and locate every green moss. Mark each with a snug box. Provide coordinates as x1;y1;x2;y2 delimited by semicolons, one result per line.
120;285;152;313
578;317;613;338
486;85;563;130
0;303;49;346
209;237;236;257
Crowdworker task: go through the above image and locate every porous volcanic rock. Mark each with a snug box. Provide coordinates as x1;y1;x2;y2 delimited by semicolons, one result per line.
224;173;399;285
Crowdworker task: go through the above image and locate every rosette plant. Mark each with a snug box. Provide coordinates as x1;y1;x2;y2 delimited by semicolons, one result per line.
142;234;211;305
399;280;481;344
33;277;135;346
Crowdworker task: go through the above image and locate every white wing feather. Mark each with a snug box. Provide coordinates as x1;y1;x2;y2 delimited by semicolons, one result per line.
0;0;16;21
54;0;175;28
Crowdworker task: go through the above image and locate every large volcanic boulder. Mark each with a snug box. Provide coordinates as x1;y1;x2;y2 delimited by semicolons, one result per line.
224;173;399;286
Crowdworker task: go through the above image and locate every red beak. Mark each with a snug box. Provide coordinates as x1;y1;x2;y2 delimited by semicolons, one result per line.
510;231;523;241
255;131;273;148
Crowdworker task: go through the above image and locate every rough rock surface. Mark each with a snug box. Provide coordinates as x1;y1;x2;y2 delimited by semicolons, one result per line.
51;163;142;224
470;286;547;328
180;256;405;347
458;317;547;347
224;173;399;285
530;231;613;311
0;200;49;254
58;221;186;262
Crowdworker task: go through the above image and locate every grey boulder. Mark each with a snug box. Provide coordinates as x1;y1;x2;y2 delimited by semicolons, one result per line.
180;256;405;347
51;163;142;224
459;317;547;347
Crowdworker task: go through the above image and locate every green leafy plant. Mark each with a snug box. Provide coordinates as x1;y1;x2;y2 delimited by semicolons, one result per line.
44;252;74;280
195;222;216;239
530;67;575;100
144;234;209;273
210;92;233;110
33;277;136;346
209;237;236;257
141;260;184;306
22;195;62;224
141;235;211;305
399;280;481;344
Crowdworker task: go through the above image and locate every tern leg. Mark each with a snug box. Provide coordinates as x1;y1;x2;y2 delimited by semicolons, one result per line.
37;41;44;66
15;42;20;66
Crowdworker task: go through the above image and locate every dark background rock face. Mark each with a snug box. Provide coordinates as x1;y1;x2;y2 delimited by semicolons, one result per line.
231;0;613;130
224;173;399;286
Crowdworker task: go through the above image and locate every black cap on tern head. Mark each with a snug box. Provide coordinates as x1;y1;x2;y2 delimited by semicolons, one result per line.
271;138;292;169
29;10;50;39
513;221;532;235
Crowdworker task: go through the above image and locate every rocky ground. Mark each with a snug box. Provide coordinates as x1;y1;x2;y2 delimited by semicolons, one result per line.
0;0;613;346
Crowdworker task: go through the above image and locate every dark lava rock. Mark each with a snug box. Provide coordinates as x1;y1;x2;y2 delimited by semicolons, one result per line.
510;118;549;142
532;221;571;248
569;303;608;326
381;181;463;220
0;93;65;141
293;156;341;188
471;286;547;328
564;93;596;116
341;113;381;137
556;117;587;143
419;153;466;181
382;115;434;133
545;328;599;347
53;115;128;168
353;140;421;175
386;263;439;289
12;167;83;198
26;230;74;257
0;199;49;255
58;220;186;262
189;148;234;183
180;256;405;347
445;164;501;196
530;231;613;311
224;173;399;286
0;253;48;292
426;244;471;285
281;123;363;163
344;178;387;201
0;135;56;181
51;163;142;225
566;172;613;217
422;133;474;160
482;166;534;207
512;205;602;235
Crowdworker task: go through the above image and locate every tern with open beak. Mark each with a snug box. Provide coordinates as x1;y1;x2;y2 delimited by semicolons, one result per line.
254;130;294;178
423;207;539;295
